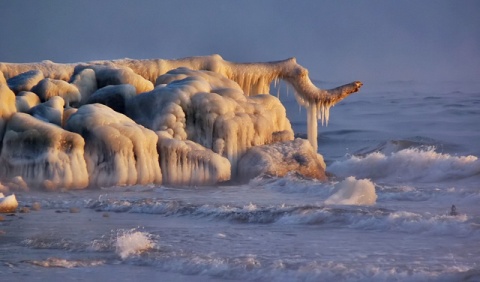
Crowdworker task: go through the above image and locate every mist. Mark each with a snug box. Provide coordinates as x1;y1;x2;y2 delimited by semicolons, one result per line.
1;0;479;82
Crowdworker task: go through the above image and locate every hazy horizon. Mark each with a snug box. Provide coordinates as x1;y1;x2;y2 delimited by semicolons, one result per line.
1;1;479;83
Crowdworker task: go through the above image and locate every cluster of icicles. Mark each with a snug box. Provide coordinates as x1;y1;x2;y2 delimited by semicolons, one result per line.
0;55;361;190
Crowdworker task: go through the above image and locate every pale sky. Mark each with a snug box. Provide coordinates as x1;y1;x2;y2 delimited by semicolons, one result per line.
1;1;479;83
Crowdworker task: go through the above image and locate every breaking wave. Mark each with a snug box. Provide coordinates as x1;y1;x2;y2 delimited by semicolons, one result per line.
328;147;480;182
85;199;479;237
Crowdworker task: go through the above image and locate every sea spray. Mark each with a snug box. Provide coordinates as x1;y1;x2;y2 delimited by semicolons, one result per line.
115;229;155;259
325;176;377;206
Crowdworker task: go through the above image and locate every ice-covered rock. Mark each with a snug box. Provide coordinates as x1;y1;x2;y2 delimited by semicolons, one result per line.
29;96;64;126
16;91;41;113
6;70;44;93
157;131;230;186
128;68;294;175
86;84;136;114
65;104;162;187
0;113;88;190
237;138;326;181
31;78;81;106
0;193;18;213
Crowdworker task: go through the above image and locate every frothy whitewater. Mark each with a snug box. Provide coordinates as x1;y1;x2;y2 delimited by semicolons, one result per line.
1;81;479;281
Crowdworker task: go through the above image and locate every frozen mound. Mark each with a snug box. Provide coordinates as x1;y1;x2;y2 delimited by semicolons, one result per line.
0;113;88;190
325;176;377;206
31;78;81;106
0;193;18;213
65;104;162;187
237;138;327;181
75;64;154;94
128;68;294;175
29;96;64;126
16;91;41;113
70;68;97;105
6;70;45;93
86;84;136;114
0;83;17;152
157;131;231;186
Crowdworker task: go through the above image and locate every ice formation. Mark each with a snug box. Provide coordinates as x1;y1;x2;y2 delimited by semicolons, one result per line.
16;91;41;113
6;69;45;93
1;55;362;150
0;113;88;190
65;104;162;187
238;138;327;181
128;68;294;174
0;193;18;213
157;131;231;185
0;55;362;188
29;96;65;126
0;83;17;152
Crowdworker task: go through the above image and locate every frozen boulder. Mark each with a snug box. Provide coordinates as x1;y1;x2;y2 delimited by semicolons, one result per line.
91;65;154;94
70;68;97;105
0;113;89;190
0;71;6;84
65;104;162;187
16;91;41;113
62;107;78;128
86;84;136;114
7;70;44;93
31;78;81;106
237;138;327;182
29;96;64;126
157;131;231;186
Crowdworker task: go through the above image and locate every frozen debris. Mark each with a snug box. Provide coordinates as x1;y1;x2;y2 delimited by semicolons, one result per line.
0;193;18;213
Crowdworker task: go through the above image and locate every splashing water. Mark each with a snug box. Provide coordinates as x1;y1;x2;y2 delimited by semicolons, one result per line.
325;176;377;206
115;229;155;259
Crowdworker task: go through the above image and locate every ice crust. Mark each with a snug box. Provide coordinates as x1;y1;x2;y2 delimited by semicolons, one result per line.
0;55;361;189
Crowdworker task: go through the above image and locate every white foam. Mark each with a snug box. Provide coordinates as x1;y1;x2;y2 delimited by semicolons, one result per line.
325;176;377;206
28;258;105;268
329;147;480;182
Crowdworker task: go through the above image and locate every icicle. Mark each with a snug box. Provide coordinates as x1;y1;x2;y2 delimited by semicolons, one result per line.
307;102;318;152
